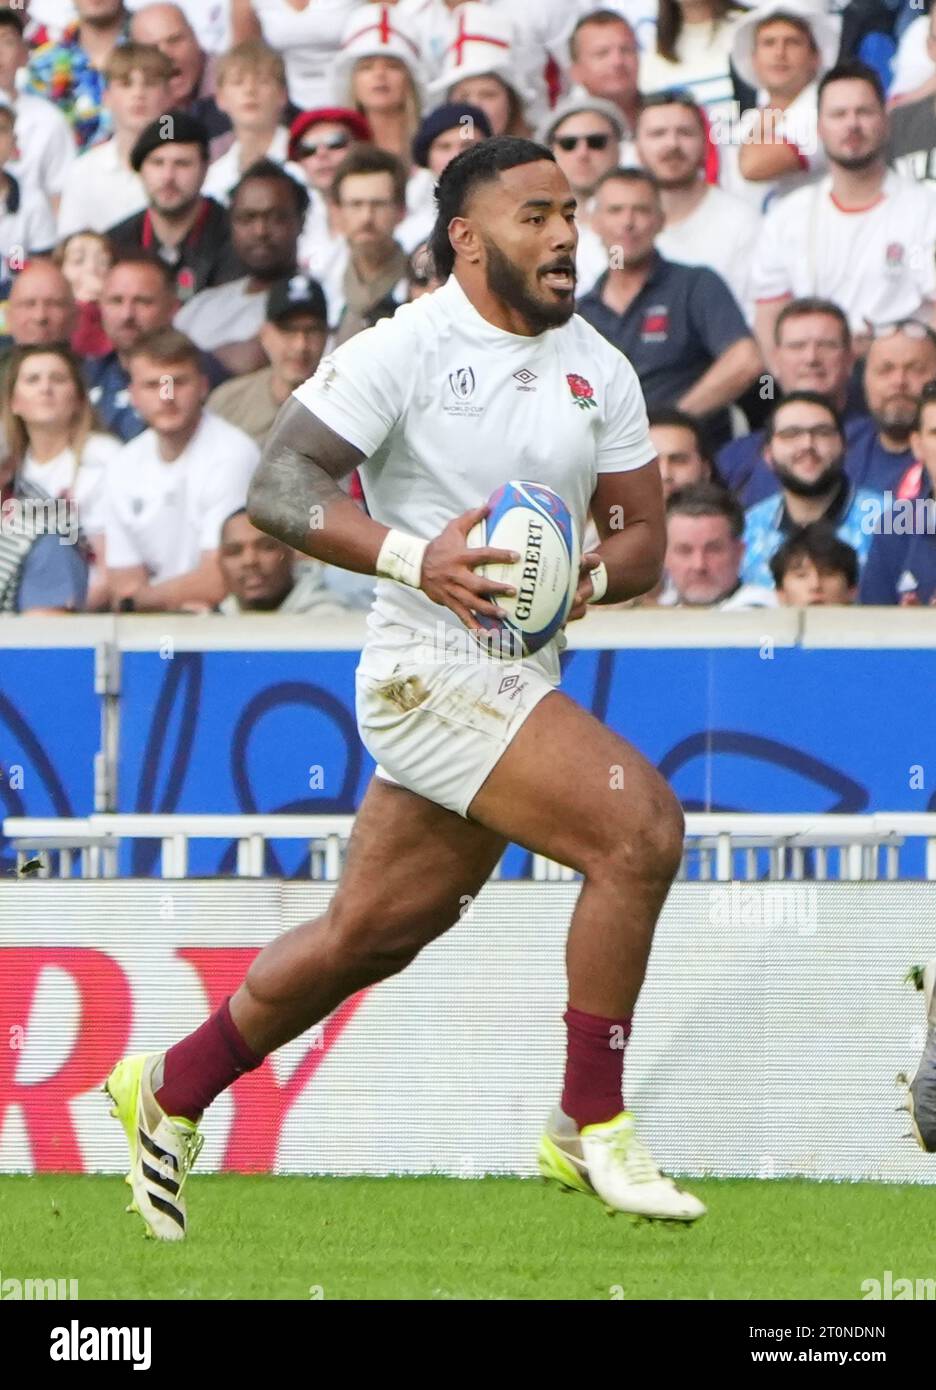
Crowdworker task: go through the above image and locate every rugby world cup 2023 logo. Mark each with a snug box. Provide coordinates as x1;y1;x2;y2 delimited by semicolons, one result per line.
449;366;476;400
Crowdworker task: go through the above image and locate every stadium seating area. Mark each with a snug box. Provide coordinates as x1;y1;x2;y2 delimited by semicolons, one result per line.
0;0;934;615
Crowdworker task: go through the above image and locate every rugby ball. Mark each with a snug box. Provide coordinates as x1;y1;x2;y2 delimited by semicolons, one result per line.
466;481;580;658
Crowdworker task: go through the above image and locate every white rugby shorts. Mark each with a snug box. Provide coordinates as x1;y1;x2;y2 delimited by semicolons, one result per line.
355;637;555;818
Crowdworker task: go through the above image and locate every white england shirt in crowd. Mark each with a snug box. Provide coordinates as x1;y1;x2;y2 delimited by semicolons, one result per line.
655;184;761;323
751;170;936;332
889;15;933;100
600;0;661;54
202;127;298;206
25;0;75;33
56;139;147;238
717;82;825;214
297;192;349;324
575;221;609;297
658;578;777;609
376;166;440;255
293;273;655;684
249;0;358;109
121;0;232;54
7;91;76;202
104;411;260;583
21;432;121;541
174;277;269;351
0;176;56;270
639;11;748;120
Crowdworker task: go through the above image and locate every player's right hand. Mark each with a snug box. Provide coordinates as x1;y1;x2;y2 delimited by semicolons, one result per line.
421;505;520;631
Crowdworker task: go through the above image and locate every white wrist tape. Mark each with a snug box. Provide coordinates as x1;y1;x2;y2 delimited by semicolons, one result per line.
587;560;609;604
376;529;428;588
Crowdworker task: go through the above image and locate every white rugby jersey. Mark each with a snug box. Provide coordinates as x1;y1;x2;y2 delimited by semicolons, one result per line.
751;171;936;332
293;273;655;683
105;412;259;584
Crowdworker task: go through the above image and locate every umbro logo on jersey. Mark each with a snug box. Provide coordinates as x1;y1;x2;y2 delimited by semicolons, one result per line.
513;368;537;391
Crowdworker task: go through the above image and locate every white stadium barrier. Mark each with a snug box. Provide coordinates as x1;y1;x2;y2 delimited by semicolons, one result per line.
6;812;936;881
1;880;933;1184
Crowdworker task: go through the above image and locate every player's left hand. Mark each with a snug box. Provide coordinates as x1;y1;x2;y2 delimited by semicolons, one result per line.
565;553;603;624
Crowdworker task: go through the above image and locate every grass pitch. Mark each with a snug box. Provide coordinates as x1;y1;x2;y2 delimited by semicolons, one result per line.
1;1174;932;1300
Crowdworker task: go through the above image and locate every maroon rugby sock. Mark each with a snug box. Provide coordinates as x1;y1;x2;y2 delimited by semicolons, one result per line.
560;1005;632;1130
154;996;262;1123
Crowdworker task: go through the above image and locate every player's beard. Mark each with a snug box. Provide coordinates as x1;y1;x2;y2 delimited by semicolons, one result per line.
773;458;843;498
482;236;575;332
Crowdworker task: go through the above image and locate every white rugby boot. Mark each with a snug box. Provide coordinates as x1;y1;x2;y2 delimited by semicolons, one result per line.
104;1053;204;1240
899;960;936;1153
539;1107;706;1222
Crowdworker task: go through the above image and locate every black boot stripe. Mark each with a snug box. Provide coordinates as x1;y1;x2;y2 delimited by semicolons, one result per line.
142;1159;181;1196
149;1192;185;1229
140;1128;179;1169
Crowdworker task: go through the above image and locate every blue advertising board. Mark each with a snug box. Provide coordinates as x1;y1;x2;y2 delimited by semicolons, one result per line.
3;643;934;877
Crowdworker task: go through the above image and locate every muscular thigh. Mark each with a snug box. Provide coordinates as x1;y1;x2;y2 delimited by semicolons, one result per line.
329;774;507;937
467;690;682;874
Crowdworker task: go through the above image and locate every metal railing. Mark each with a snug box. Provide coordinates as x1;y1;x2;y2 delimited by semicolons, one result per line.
4;812;936;882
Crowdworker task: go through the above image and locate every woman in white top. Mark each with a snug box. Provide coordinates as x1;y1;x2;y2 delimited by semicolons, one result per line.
2;345;121;610
230;0;359;109
640;0;748;117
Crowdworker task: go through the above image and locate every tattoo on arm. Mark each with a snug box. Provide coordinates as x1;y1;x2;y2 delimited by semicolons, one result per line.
247;396;369;558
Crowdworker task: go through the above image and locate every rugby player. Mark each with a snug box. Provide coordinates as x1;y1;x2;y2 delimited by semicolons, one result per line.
105;137;705;1237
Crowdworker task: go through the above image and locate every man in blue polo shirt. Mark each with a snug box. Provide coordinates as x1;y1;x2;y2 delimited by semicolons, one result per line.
861;382;936;604
742;392;884;588
577;166;762;452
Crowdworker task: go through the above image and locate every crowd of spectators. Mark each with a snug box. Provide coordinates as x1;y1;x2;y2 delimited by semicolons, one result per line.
0;0;935;617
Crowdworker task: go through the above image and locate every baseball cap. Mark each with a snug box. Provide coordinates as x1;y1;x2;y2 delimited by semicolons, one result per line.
267;274;328;325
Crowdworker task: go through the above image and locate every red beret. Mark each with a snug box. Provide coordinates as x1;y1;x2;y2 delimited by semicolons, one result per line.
288;108;372;162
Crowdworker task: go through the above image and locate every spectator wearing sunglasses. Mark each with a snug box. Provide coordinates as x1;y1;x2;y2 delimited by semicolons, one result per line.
290;106;370;302
753;63;936;366
538;95;629;297
741;391;883;588
861;380;936;605
847;321;936;498
201;40;293;207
